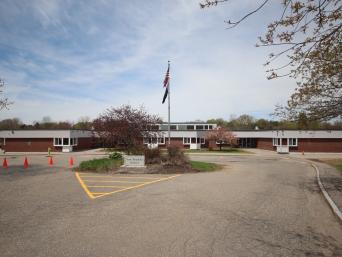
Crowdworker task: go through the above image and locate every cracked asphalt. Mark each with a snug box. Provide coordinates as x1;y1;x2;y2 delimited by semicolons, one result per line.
1;154;342;257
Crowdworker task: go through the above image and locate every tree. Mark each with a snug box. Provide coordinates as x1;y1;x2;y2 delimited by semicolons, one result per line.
207;118;228;127
73;116;93;130
0;118;22;130
0;79;12;111
200;0;342;121
93;105;161;153
205;127;237;150
231;114;256;129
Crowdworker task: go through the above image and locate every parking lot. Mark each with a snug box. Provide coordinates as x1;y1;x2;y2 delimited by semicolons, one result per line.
1;152;342;257
75;172;180;199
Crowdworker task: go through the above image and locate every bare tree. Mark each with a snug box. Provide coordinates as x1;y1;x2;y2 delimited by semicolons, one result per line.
206;127;237;150
93;105;161;153
0;78;12;111
73;116;93;130
200;0;342;121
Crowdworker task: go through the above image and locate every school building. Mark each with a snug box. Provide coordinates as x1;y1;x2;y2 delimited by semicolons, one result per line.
145;122;342;153
0;123;342;153
0;130;94;152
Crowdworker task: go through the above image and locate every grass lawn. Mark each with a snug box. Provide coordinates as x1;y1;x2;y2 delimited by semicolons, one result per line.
311;159;342;172
77;158;123;172
322;159;342;172
185;148;252;154
190;161;222;172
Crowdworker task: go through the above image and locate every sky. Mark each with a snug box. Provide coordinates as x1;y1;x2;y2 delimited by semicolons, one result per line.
0;0;297;123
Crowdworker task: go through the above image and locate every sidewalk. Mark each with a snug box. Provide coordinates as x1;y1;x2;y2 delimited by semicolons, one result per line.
313;161;342;212
0;148;109;157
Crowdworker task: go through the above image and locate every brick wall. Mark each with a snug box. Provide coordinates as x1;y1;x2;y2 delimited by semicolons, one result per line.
256;138;274;151
295;138;342;152
255;138;342;152
73;138;93;151
2;138;59;152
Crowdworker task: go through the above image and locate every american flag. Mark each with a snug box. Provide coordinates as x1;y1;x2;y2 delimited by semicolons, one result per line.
162;62;170;104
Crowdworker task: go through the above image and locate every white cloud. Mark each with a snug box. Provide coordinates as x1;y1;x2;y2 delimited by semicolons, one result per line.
0;0;297;123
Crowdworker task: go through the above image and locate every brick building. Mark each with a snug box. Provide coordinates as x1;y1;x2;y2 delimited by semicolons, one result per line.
145;123;342;153
0;130;94;152
1;124;341;153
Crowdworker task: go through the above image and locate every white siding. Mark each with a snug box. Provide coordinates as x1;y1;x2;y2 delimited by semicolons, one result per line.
0;130;92;138
234;130;342;139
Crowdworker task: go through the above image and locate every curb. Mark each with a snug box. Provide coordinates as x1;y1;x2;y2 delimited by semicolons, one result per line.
311;163;342;222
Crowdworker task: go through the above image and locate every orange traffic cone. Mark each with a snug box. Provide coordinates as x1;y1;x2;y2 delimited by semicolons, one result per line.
24;157;29;169
69;157;74;167
48;156;53;166
2;158;8;169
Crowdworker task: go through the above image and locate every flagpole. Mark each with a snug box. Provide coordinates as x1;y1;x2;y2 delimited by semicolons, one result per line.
168;60;171;145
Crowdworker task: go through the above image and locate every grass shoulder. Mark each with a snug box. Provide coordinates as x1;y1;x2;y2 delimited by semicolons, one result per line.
185;148;252;154
190;160;223;172
77;158;123;173
310;158;342;172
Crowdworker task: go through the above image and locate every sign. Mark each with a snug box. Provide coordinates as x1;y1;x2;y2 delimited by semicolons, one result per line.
123;155;145;167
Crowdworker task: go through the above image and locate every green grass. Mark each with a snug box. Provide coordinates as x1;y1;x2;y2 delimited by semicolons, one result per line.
310;159;342;172
190;161;221;172
325;159;342;172
77;158;123;172
185;148;251;154
335;164;342;172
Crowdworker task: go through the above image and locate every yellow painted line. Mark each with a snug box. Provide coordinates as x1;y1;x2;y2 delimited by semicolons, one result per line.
92;174;181;199
82;180;147;184
87;185;127;188
75;172;95;199
75;171;181;200
79;175;165;180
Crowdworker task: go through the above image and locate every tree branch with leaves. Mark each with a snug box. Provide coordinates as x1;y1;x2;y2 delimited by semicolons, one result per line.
200;0;342;121
0;78;12;111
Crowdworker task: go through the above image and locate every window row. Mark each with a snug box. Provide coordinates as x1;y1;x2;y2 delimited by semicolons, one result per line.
184;125;213;130
159;124;214;131
272;138;298;147
183;137;205;145
54;137;78;146
143;137;165;145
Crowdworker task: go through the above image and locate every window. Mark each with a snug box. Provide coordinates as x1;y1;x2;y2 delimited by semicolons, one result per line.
54;138;62;146
186;125;194;130
191;137;196;144
272;138;281;146
170;125;177;130
205;125;208;130
157;137;165;144
63;138;69;145
144;137;165;144
288;138;298;146
196;125;204;130
200;138;205;144
183;137;191;144
54;137;78;146
208;125;213;130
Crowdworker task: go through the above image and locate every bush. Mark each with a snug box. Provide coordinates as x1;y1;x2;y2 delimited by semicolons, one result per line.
129;145;145;155
144;148;161;164
164;144;189;166
78;158;122;172
109;152;123;160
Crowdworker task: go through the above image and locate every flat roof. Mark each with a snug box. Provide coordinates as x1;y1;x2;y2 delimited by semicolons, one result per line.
0;130;93;138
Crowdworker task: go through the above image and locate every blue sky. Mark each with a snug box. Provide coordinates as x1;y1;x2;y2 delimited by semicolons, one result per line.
0;0;297;123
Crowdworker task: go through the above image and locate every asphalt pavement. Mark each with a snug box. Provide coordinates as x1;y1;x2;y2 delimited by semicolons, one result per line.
0;153;342;257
